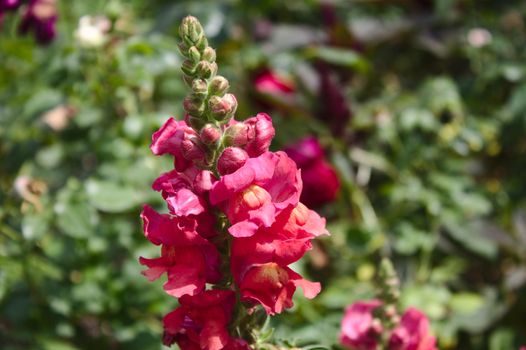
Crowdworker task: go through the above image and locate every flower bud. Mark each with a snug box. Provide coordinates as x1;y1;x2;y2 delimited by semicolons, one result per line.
192;79;208;99
181;59;197;76
217;147;248;175
183;96;205;116
187;46;201;62
244;113;275;157
179;16;204;45
181;135;206;163
200;124;221;146
195;61;215;79
208;76;229;96
209;94;237;121
223;122;249;147
201;47;216;62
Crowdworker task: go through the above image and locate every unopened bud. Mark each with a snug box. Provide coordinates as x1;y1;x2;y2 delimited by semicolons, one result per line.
208;76;229;96
183;96;205;116
179;16;204;45
195;61;217;79
244;113;275;157
192;79;208;99
181;59;197;76
187;46;201;62
217;147;248;175
209;94;237;121
201;47;216;62
224;122;249;147
200;124;221;146
181;135;206;163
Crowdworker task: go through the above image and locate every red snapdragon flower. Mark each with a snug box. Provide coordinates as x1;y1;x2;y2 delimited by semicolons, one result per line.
236;262;320;315
388;308;437;350
340;300;383;350
230;203;328;314
210;151;302;238
284;137;340;207
151;117;206;172
163;290;240;350
139;205;221;297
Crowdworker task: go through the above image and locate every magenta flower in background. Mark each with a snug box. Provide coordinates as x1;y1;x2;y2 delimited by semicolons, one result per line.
0;0;20;11
340;300;438;350
19;0;57;44
284;136;340;208
388;308;437;350
340;300;383;350
254;68;295;95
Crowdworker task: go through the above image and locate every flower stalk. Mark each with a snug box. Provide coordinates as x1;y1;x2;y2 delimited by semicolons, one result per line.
139;16;329;350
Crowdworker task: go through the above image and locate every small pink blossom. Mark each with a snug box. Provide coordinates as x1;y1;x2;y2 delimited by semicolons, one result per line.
340;300;383;350
389;308;437;350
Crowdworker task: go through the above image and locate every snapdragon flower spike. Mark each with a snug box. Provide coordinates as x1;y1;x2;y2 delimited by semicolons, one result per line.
141;15;329;349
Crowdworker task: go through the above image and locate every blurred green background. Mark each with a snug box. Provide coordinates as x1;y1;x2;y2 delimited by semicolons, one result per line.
1;0;526;349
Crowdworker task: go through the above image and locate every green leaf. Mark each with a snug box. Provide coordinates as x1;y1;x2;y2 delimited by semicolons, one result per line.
86;179;144;213
303;47;369;72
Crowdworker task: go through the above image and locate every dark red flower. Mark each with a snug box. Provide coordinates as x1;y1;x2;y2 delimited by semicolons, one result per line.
284;137;340;207
19;0;57;44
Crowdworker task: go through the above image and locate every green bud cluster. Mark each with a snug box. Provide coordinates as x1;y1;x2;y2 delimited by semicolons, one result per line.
178;16;236;130
376;258;401;332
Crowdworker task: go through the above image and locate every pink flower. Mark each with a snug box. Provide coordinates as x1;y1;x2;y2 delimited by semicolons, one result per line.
210;151;302;238
230;203;327;314
163;290;237;350
152;168;207;217
284;137;340;207
340;300;383;350
254;69;295;95
150;117;206;171
139;205;221;297
236;262;320;315
389;308;437;350
231;203;328;274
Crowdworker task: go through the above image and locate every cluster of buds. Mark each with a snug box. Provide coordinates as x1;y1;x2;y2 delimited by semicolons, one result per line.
339;259;437;350
140;16;329;350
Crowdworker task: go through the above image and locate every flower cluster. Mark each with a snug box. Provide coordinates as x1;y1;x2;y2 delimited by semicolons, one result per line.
340;260;437;350
140;16;329;350
0;0;58;44
340;301;437;350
